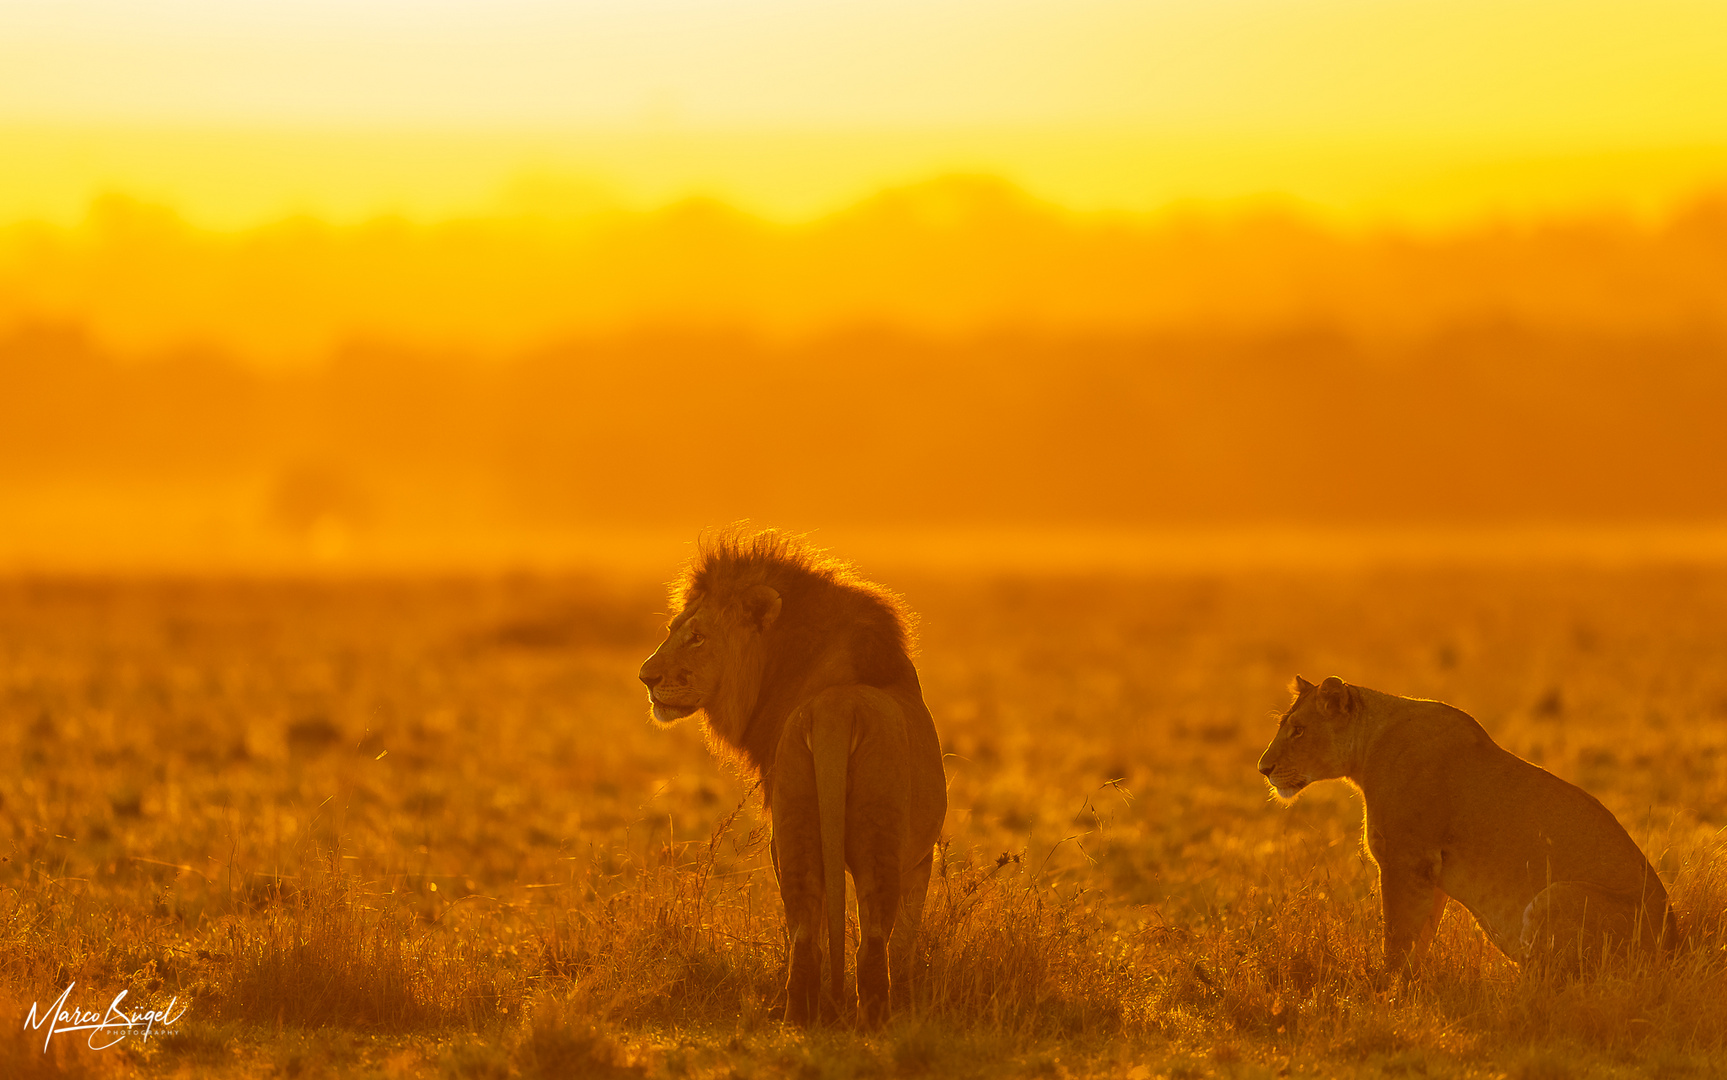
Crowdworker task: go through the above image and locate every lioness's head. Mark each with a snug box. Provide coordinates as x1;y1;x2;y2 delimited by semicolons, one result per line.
1258;675;1359;800
638;583;782;729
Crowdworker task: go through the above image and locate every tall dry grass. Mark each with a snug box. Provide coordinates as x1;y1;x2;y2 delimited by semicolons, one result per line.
4;568;1727;1076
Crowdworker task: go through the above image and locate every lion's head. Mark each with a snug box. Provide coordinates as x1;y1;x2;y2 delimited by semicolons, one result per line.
1258;675;1360;800
638;527;914;777
638;581;781;730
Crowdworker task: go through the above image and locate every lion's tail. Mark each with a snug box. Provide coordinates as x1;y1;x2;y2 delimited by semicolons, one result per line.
810;701;852;1016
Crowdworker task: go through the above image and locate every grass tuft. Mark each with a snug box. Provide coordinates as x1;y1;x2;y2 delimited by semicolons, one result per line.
213;856;528;1030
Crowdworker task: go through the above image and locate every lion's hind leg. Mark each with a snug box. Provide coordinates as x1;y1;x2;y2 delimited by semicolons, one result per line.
773;706;831;1027
839;688;912;1029
889;851;934;1010
1519;882;1644;973
850;863;897;1029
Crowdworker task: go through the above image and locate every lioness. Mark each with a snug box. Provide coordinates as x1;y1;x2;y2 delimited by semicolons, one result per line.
638;529;947;1026
1259;676;1670;973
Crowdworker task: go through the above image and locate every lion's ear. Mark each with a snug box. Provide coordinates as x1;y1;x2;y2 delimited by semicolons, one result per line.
1292;675;1316;695
744;585;782;631
1318;676;1352;715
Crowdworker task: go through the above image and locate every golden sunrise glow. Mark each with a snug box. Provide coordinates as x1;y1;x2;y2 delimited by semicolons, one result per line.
4;0;1727;568
2;1;1727;226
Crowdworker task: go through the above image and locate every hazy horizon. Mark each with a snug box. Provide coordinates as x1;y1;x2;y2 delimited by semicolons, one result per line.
5;0;1727;570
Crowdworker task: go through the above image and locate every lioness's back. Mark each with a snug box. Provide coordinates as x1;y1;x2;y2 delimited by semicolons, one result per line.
1437;739;1666;951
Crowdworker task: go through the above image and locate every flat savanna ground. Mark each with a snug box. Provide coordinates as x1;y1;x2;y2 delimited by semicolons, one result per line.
5;564;1727;1079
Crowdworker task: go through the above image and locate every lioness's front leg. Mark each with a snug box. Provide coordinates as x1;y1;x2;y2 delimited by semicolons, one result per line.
1380;869;1447;975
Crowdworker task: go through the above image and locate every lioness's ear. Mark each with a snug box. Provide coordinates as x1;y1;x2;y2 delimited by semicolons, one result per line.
1318;676;1352;715
744;585;781;631
1292;675;1316;695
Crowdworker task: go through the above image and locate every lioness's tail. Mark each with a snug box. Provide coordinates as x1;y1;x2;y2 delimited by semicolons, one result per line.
809;701;852;1016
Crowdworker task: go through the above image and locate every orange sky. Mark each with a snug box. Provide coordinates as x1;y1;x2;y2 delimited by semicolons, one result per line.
6;1;1727;567
3;1;1727;226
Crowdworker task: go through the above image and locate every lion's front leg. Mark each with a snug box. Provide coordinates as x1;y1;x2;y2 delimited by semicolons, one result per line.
1380;868;1447;977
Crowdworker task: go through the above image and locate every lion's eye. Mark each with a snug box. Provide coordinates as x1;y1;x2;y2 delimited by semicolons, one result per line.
688;631;705;647
1291;725;1306;738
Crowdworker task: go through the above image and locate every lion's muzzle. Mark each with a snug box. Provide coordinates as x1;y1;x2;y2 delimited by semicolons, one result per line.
639;661;700;723
649;693;700;723
1259;753;1309;799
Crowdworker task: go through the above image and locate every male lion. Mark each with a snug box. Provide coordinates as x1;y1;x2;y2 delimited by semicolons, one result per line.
1259;676;1670;974
637;530;947;1027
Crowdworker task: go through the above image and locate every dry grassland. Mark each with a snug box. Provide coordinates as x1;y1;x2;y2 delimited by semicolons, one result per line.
4;565;1727;1079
